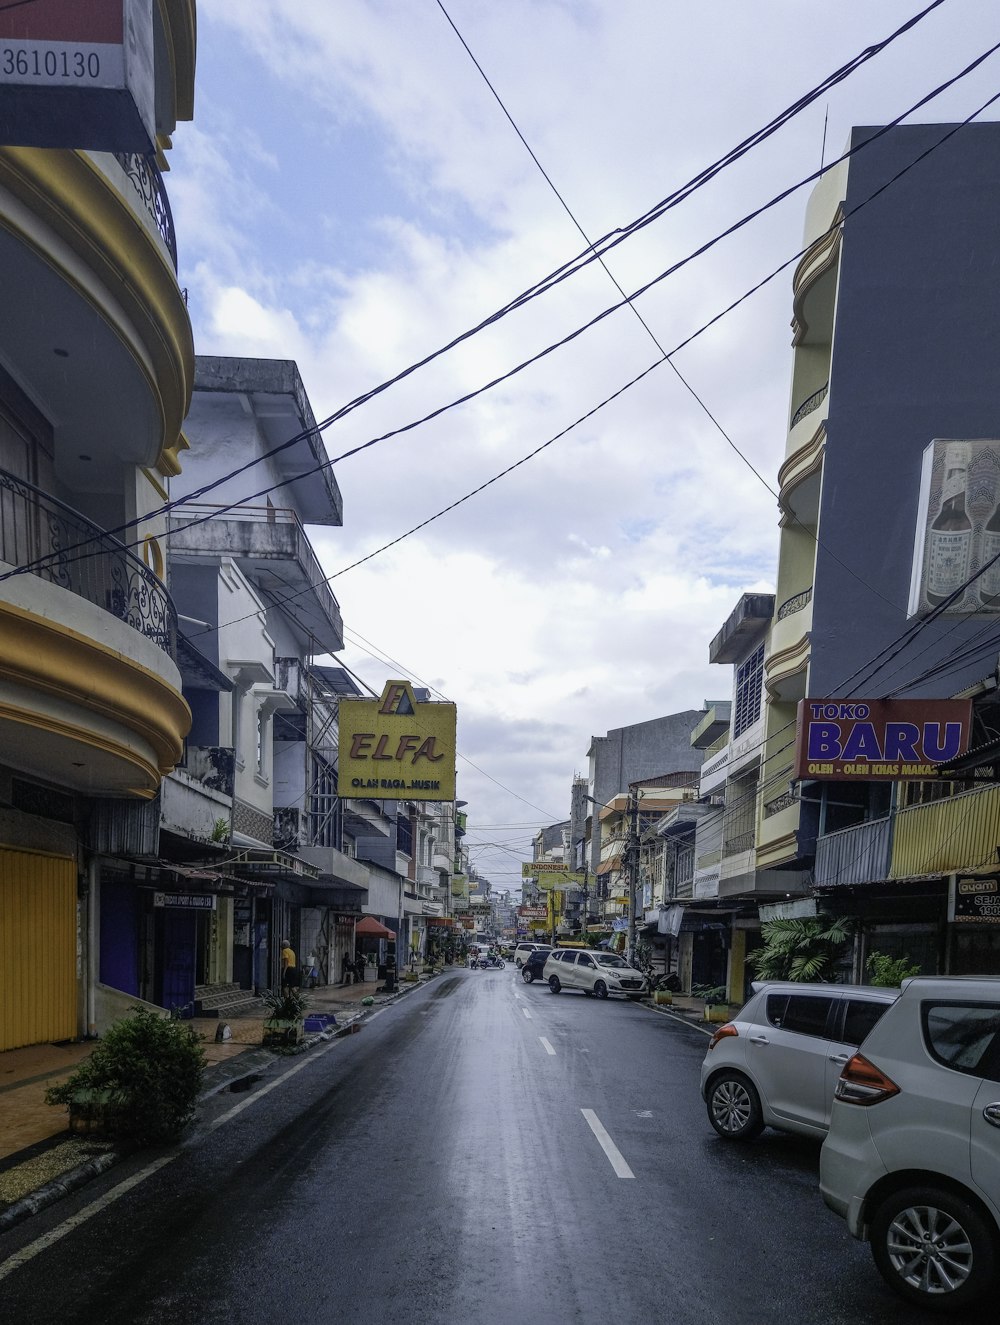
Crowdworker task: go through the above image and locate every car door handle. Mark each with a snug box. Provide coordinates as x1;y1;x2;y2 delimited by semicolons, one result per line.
748;1034;769;1045
984;1103;1000;1128
829;1053;851;1065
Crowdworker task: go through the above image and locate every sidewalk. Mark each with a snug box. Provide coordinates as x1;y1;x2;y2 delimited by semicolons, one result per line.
0;970;432;1232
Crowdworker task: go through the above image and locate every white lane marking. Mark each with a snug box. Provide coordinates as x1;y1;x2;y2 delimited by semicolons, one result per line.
539;1037;556;1056
581;1108;635;1179
636;1110;653;1118
522;1008;532;1020
0;1035;343;1280
513;990;521;1000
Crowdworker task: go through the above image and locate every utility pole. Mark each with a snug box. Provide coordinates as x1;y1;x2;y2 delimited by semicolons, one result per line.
626;788;639;966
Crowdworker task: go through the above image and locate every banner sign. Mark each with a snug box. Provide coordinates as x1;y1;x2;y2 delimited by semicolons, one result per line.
518;905;548;919
908;438;1000;617
522;862;570;874
950;876;1000;925
338;680;456;801
153;892;216;911
793;699;972;781
0;0;154;150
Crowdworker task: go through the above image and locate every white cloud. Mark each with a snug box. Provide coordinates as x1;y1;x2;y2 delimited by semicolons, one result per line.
173;0;1000;881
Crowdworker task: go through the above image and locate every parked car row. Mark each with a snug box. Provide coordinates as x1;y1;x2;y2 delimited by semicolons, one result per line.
700;976;1000;1313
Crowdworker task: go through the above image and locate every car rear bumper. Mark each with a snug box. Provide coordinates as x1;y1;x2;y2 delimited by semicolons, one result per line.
820;1104;885;1239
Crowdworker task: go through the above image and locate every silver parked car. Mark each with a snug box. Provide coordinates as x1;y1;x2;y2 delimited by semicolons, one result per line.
543;948;645;999
700;981;897;1141
821;975;1000;1312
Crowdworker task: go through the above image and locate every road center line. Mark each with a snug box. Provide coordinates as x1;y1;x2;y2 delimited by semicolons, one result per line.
539;1037;556;1055
581;1108;635;1179
522;1008;532;1020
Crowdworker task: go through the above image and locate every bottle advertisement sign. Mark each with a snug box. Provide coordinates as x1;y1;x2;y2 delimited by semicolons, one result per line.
337;680;456;802
793;698;972;781
908;438;1000;616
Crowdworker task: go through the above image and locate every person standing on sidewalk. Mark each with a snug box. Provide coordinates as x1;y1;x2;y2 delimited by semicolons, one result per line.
281;939;300;989
341;948;353;985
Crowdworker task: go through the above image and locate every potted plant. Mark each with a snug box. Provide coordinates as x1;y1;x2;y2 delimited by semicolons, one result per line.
261;987;309;1047
45;1007;205;1144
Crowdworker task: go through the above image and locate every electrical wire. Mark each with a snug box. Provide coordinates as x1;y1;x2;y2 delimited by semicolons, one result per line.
1;19;988;594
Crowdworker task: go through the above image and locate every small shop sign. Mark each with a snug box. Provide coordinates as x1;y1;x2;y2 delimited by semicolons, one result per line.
153;892;216;911
950;876;1000;925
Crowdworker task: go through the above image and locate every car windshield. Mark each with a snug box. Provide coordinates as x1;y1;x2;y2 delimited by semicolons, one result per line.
596;954;628;968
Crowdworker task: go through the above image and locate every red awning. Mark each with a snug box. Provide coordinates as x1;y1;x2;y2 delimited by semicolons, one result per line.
355;915;395;938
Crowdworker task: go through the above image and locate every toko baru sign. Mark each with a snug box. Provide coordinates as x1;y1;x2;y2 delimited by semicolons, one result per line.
793;698;972;781
338;680;456;801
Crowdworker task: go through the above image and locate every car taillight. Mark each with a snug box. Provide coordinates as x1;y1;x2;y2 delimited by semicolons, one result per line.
707;1023;738;1051
834;1053;899;1105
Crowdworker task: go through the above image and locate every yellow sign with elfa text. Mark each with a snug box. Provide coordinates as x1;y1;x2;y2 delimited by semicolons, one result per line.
338;680;457;801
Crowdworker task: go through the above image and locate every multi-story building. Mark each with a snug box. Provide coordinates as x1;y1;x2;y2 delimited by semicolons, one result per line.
0;5;197;1050
760;122;1000;978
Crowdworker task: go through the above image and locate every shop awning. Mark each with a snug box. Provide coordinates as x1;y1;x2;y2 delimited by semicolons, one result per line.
355;915;395;938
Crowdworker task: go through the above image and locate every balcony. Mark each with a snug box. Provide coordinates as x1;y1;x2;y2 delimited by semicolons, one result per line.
0;467;187;796
891;785;1000;879
1;467;177;654
168;504;344;653
765;589;812;701
0;148;192;493
815;816;892;887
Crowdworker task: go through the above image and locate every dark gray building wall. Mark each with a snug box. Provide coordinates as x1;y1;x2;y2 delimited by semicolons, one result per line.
588;710;702;872
810;122;1000;699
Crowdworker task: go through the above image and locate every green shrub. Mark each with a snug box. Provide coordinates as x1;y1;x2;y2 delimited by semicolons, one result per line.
46;1008;205;1144
866;950;921;988
261;986;309;1021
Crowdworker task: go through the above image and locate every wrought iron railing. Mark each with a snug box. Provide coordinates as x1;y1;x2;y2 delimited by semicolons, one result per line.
777;585;813;620
790;381;829;429
114;151;177;271
723;831;755;856
0;467;177;656
763;790;798;819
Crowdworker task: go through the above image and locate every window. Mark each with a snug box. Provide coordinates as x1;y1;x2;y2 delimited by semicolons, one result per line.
579;954;595;968
733;643;764;739
558;952;577;965
923;1002;1000;1080
841;998;891;1046
766;993;834;1037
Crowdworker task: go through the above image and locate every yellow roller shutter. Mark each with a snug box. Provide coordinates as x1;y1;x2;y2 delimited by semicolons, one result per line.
0;848;77;1050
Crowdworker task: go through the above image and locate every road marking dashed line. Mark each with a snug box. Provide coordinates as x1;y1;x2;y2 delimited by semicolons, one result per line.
581;1108;635;1179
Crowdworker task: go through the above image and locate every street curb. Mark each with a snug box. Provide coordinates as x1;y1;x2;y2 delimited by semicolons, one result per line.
637;999;715;1036
0;987;423;1233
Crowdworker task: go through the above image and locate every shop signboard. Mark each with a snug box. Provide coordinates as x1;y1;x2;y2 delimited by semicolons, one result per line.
0;0;154;150
153;892;215;911
518;905;548;919
949;876;1000;925
338;680;456;801
793;698;971;781
520;862;585;890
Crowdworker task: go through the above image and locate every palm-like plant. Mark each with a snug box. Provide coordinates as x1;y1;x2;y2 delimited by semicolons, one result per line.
746;914;852;982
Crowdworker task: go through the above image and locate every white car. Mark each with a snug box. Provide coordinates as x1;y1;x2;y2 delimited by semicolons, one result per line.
700;981;897;1141
821;975;1000;1311
542;949;645;999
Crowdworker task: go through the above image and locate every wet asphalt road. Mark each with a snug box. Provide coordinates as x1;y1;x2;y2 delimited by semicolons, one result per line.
0;968;993;1324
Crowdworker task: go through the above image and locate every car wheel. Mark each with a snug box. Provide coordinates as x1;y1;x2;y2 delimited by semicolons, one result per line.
870;1186;996;1310
522;969;534;983
706;1072;764;1141
548;975;561;994
594;980;609;1000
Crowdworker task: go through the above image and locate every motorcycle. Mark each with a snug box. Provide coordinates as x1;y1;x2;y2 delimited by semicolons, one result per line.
479;954;505;969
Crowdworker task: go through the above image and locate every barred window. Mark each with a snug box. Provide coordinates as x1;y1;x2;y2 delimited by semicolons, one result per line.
733;643;764;738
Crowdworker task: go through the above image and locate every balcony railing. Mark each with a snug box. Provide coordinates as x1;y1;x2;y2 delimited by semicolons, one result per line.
777;586;813;620
0;466;176;656
114;152;177;271
790;382;828;430
815;816;892;887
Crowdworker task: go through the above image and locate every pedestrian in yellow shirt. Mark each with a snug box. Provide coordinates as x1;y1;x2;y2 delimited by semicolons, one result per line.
280;939;300;989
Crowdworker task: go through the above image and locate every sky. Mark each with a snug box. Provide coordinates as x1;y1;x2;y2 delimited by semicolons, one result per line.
168;0;1000;893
